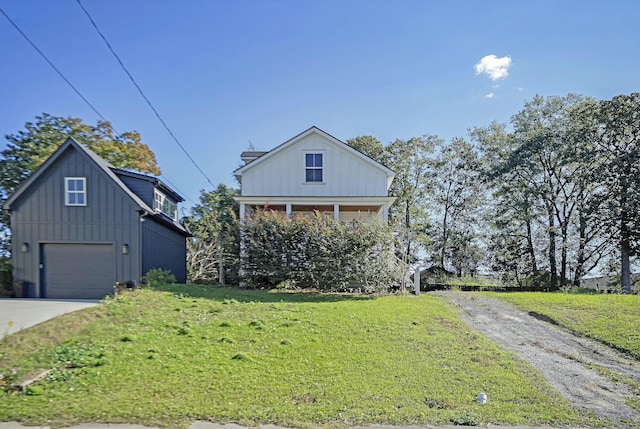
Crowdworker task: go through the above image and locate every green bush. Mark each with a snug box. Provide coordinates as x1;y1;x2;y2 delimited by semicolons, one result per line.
241;211;404;292
144;268;176;286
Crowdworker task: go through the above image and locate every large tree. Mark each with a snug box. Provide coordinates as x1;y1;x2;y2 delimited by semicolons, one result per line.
184;185;239;285
473;122;541;284
0;113;161;256
1;114;160;197
476;95;591;288
382;135;438;263
578;93;640;292
345;135;385;162
428;137;484;276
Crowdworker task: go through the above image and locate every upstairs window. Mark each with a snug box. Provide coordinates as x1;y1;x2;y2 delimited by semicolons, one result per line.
65;177;86;206
305;153;323;182
154;189;177;220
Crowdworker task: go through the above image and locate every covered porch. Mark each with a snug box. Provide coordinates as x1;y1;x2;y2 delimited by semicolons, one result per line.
235;196;396;223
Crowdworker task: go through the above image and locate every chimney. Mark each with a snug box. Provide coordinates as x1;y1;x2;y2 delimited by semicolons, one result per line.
240;151;267;164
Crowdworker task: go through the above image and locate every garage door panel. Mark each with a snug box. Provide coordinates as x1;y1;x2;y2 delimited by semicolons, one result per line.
43;244;115;299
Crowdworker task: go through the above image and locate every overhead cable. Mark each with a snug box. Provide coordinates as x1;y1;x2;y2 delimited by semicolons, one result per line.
0;5;197;205
75;0;215;187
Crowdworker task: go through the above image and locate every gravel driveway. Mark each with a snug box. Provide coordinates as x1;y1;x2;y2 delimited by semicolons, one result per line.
433;291;640;421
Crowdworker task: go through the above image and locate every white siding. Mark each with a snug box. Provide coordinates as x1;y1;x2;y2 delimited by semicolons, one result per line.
241;134;388;197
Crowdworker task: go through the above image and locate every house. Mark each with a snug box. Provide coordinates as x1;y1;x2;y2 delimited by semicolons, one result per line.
233;126;396;221
3;137;189;299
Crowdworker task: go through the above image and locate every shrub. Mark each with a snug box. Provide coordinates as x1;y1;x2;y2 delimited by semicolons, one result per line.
241;210;404;292
144;268;176;286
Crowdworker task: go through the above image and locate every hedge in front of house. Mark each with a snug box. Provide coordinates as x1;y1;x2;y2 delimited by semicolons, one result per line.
241;211;403;292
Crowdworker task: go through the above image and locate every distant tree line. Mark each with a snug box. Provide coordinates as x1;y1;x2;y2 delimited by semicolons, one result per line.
347;92;640;292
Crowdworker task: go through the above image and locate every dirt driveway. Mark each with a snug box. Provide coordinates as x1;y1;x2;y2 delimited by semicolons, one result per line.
433;291;640;422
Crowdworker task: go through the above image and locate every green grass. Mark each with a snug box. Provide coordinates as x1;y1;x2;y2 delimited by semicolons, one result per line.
0;285;593;428
485;292;640;359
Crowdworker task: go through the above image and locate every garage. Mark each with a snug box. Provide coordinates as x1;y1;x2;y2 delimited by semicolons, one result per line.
42;243;116;299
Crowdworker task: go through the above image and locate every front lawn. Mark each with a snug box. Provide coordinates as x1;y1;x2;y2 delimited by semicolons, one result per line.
0;285;589;428
486;291;640;358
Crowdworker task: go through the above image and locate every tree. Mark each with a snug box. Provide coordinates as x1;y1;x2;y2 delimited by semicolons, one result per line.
476;95;590;288
508;94;590;288
184;185;240;285
428;137;484;275
1;114;160;198
566;100;614;286
382;135;438;264
0;114;161;256
346;135;385;162
579;93;640;292
473;121;541;284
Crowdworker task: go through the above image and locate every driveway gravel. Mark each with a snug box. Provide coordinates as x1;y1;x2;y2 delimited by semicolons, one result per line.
433;291;640;422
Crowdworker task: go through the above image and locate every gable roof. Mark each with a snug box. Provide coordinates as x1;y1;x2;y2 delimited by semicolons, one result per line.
3;137;189;235
233;126;395;182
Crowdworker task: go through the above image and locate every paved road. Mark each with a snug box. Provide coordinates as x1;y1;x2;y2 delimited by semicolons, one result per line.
0;298;100;339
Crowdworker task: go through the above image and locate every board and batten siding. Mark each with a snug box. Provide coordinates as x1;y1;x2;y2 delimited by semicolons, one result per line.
240;134;389;197
116;174;155;208
9;147;142;296
141;217;187;283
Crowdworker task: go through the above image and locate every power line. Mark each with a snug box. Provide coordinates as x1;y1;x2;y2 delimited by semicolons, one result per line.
0;6;108;123
75;0;215;188
0;5;198;205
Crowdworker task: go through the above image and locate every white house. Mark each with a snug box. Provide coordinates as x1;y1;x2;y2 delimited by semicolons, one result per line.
233;126;396;222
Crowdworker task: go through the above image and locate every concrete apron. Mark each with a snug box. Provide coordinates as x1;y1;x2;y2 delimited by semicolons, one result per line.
0;298;99;339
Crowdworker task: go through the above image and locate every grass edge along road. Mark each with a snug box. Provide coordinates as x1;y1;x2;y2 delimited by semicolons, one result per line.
0;285;597;428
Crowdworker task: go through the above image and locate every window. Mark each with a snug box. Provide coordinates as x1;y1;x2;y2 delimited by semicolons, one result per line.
305;153;323;182
154;189;177;220
65;177;86;206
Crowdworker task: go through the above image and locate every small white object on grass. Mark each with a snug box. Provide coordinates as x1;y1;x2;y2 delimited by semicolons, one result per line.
477;392;487;404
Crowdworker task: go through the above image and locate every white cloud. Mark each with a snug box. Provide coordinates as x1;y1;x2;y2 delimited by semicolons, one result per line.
474;55;512;81
485;92;495;99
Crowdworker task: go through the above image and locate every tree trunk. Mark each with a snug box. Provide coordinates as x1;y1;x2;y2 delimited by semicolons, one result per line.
621;216;631;293
547;205;558;289
560;222;568;287
218;238;225;285
440;206;449;268
525;207;537;274
574;210;587;287
405;201;411;262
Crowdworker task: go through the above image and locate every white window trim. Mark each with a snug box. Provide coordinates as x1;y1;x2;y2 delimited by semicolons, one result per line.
153;189;178;221
303;151;325;184
64;177;87;206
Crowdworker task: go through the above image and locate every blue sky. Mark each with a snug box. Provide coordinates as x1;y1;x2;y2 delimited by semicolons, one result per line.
1;0;639;211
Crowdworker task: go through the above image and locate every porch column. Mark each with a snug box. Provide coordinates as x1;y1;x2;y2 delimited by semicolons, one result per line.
382;204;389;222
286;203;292;219
333;204;340;221
239;203;246;223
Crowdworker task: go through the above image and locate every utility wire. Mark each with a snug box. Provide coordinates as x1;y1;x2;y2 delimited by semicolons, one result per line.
0;6;108;123
75;0;214;188
0;5;197;205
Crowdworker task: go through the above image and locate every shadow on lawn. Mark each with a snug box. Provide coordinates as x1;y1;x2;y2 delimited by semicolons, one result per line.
151;283;376;303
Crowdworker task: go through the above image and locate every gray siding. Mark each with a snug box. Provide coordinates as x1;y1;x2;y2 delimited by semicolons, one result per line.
142;217;187;283
117;175;155;208
10;147;142;297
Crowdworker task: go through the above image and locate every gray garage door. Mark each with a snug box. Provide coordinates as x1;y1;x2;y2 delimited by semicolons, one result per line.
42;243;115;299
